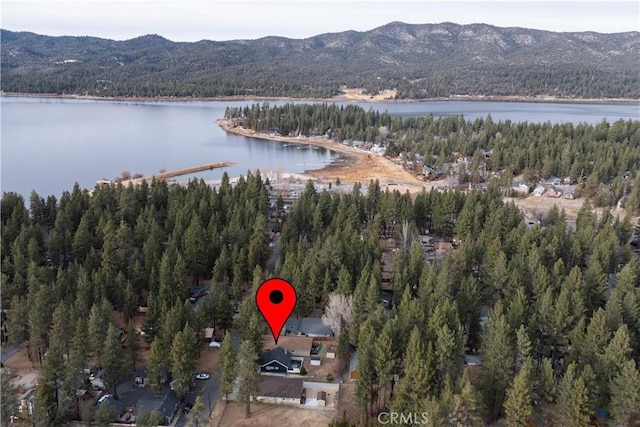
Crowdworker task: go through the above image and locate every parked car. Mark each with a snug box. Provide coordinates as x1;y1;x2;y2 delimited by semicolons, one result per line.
96;394;111;405
209;341;221;348
195;373;210;380
213;335;223;343
183;402;193;414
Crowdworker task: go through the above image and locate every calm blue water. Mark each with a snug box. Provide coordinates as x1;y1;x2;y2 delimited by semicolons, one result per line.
1;96;638;199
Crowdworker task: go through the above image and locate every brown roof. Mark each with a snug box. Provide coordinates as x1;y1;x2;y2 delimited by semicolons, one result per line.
262;335;313;353
258;376;304;399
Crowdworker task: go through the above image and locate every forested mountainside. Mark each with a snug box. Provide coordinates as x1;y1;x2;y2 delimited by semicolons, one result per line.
2;22;639;99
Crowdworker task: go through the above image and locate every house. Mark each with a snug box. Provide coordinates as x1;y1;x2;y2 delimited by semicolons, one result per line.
134;367;148;387
546;187;563;198
19;389;35;418
114;327;126;344
349;349;358;381
533;185;546;196
511;182;530;195
255;376;304;406
464;355;483;366
259;347;300;374
132;388;180;425
285;317;333;338
564;186;576;199
188;286;207;303
263;336;314;358
546;176;562;186
423;166;449;181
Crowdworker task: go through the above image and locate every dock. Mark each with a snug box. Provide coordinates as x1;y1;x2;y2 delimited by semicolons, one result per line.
151;161;235;180
100;161;236;187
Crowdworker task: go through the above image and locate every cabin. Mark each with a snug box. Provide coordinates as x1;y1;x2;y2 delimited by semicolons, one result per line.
263;336;314;358
255;377;304;406
533;185;546;196
259;347;299;374
546;187;563;198
285;317;333;338
511;182;530;195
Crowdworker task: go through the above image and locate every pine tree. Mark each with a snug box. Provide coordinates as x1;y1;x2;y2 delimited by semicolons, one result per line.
87;301;109;368
393;326;434;414
1;369;19;424
94;401;117;427
609;359;640;427
479;304;514;420
556;363;592;427
237;340;260;418
503;358;533;427
147;337;169;395
373;327;394;411
446;371;482;426
219;332;238;401
103;323;125;399
124;321;142;375
170;324;198;398
187;395;207;427
354;320;377;417
538;358;556;403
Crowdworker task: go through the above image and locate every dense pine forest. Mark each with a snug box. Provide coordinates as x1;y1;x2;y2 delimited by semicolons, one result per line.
226;103;640;212
1;163;640;424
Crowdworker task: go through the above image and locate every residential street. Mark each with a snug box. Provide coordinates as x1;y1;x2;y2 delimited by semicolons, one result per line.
173;334;241;426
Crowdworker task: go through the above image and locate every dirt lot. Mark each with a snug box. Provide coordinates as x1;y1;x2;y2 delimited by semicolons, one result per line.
336;383;365;425
210;400;336;427
304;339;341;382
3;345;40;393
333;88;398;102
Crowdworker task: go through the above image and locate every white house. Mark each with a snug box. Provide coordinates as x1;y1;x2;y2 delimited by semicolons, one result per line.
533;185;546;196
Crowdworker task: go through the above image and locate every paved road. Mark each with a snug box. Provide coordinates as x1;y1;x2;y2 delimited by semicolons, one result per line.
1;344;18;364
266;235;281;274
173;334;241;426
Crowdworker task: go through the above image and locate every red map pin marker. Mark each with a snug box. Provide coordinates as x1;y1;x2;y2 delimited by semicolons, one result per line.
256;278;297;345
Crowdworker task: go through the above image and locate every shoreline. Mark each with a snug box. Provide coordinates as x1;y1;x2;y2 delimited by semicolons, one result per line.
216;118;428;190
2;92;639;105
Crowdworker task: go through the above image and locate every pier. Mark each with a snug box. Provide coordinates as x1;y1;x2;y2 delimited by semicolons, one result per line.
102;161;236;187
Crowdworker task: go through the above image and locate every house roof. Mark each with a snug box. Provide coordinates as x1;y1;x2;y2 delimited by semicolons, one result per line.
134;367;148;378
259;347;291;368
349;349;358;373
258;376;303;399
285;317;332;337
262;336;313;354
101;397;125;414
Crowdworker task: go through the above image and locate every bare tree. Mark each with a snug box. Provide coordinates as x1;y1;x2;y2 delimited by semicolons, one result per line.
322;293;353;336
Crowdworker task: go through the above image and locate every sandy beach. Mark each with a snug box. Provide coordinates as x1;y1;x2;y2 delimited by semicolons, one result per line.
215;118;430;193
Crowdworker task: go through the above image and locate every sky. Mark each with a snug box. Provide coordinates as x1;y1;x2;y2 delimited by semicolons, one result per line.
1;0;638;42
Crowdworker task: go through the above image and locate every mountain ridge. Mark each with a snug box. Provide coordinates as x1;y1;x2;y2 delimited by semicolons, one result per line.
2;22;639;99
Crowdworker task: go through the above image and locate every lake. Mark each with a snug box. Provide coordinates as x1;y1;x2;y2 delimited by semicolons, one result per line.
1;96;638;199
